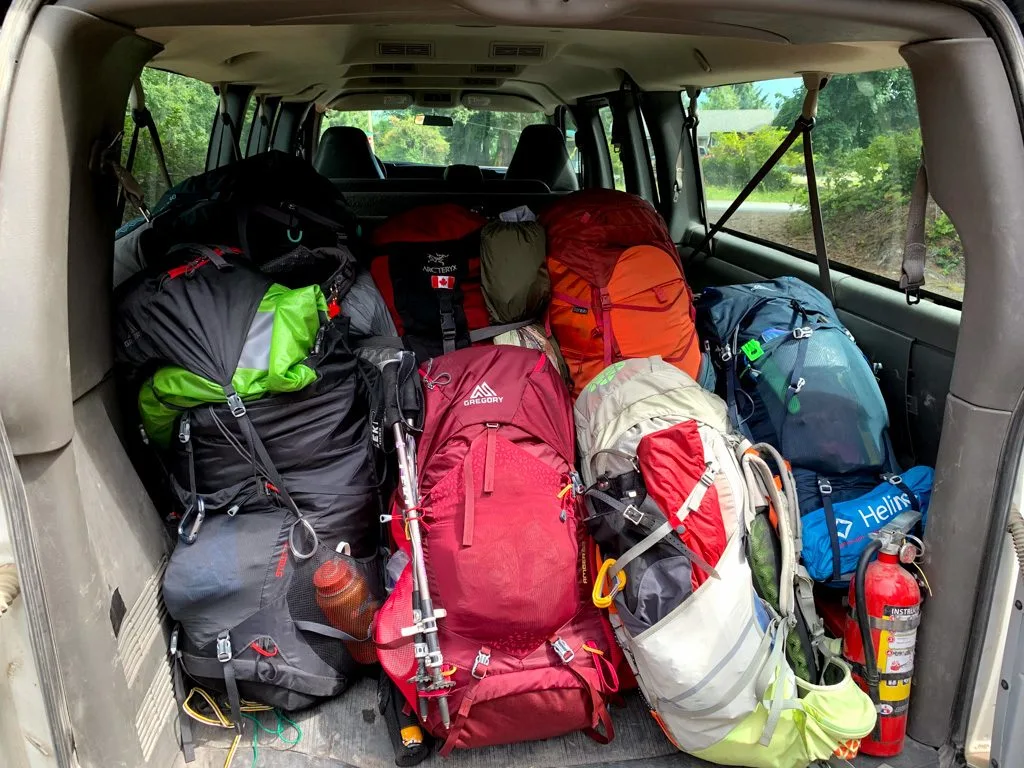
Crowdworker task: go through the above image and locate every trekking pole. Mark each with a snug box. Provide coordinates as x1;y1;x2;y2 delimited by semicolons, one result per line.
379;352;453;729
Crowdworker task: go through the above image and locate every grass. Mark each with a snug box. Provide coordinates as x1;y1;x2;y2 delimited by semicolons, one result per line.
705;184;805;204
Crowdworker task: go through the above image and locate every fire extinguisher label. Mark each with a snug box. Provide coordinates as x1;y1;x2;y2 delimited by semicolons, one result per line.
875;603;919;715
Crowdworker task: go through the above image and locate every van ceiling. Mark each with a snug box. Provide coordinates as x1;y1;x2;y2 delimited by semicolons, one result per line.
59;0;986;107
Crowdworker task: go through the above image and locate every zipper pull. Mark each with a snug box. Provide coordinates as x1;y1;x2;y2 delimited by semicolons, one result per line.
483;424;498;494
177;412;191;444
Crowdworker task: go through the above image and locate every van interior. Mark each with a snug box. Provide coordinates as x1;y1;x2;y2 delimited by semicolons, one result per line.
1;0;1024;766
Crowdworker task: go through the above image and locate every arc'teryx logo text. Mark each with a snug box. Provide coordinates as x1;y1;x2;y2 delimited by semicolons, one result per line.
464;382;503;406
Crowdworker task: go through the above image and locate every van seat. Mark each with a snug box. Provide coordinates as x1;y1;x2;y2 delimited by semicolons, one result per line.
315;126;385;180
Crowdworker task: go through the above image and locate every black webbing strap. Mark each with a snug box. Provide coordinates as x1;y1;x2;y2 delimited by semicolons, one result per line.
216;630;243;735
169;628;196;762
222;384;319;558
886;474;921;513
818;476;842;583
293;619;371;643
468;319;534;343
437;292;458;354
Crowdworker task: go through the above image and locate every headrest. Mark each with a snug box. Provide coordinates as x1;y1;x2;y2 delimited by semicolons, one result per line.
444;164;485;189
504;124;579;192
314;126;385;180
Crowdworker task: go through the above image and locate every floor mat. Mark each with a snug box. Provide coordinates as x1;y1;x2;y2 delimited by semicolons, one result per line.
184;679;940;768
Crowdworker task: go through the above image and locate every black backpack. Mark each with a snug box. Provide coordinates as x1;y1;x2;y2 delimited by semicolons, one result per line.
114;151;358;286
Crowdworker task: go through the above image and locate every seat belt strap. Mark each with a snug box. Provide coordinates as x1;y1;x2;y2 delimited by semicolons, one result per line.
682;87;711;253
799;73;835;304
900;155;929;305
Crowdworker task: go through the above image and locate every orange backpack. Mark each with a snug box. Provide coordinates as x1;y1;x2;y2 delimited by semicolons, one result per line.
540;189;702;396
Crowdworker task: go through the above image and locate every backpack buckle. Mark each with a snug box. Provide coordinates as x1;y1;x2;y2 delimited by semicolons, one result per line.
216;631;233;663
790;377;806;394
792;326;813;340
718;346;733;363
818;478;832;495
699;462;717;487
623;504;644;525
886;474;904;486
169;626;180;657
226;394;246;418
551;637;575;664
471;649;491;679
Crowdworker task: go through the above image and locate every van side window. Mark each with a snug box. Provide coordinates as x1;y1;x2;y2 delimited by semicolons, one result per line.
562;109;581;176
692;70;965;302
598;105;625;190
121;69;218;221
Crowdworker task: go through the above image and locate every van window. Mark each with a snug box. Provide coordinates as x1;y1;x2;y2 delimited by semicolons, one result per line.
562;109;581;175
121;69;218;217
694;70;965;302
320;108;538;168
598;105;625;190
239;97;257;155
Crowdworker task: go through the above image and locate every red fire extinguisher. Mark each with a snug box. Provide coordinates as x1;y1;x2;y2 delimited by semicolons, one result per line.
842;523;924;757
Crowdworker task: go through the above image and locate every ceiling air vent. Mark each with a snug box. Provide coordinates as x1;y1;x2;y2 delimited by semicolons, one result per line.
423;92;453;105
372;62;416;74
369;77;404;86
378;41;434;58
490;42;546;59
463;77;498;87
473;63;517;75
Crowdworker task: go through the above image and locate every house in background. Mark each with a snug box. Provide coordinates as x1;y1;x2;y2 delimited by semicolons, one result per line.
697;109;775;151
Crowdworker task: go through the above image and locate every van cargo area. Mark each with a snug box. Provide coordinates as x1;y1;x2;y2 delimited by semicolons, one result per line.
2;1;1024;768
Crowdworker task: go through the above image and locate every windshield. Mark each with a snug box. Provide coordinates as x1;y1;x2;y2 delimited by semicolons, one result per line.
320;108;542;168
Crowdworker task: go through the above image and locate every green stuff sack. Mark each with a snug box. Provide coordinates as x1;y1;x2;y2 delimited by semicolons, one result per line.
692;656;876;768
480;218;548;323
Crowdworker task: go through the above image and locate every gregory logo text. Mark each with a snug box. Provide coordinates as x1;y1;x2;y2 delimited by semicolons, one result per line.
464;382;503;406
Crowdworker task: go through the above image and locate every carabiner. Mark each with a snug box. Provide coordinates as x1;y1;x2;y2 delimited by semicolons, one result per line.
289;517;319;561
287;227;304;243
177;497;206;545
592;558;627;609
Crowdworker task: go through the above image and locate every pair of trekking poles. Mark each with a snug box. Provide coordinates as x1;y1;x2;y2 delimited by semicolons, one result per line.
376;351;453;732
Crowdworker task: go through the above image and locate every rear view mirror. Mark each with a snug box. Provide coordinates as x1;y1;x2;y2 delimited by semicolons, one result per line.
415;114;455;127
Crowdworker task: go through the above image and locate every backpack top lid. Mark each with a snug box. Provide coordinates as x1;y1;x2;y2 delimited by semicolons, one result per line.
371;203;486;247
115;246;273;387
540;188;680;287
417;345;574;469
575;356;731;485
697;275;840;341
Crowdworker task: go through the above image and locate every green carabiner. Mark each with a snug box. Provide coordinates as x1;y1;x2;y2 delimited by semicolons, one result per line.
287;228;303;243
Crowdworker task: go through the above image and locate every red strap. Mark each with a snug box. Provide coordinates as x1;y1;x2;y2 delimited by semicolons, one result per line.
463;448;475;547
483;425;497;495
439;681;481;757
564;658;614;745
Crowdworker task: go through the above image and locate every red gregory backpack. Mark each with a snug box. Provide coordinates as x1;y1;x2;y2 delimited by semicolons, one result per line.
540;188;703;396
375;345;620;755
371;204;490;361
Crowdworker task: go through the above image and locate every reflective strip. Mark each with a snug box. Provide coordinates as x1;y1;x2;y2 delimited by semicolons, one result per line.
237;310;274;371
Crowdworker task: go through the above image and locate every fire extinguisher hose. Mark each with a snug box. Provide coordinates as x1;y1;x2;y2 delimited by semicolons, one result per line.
856;538;884;740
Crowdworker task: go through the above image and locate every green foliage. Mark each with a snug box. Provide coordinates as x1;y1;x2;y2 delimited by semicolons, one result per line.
774;70;918;161
928;212;963;274
123;69;219;210
703;83;770;110
818;129;922;216
702;127;802;192
321;107;537;167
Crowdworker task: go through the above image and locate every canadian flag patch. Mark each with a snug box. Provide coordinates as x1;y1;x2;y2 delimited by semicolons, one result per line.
432;275;455;290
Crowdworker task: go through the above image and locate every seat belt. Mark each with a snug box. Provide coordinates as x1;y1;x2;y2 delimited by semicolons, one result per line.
681;87;711;254
117;78;173;221
214;83;242;167
689;73;835;305
900;154;929;305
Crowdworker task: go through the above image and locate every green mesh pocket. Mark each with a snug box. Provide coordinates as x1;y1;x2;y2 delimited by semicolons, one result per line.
747;511;816;683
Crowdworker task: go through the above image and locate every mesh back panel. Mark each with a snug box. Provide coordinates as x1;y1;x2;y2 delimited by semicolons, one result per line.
747;328;887;473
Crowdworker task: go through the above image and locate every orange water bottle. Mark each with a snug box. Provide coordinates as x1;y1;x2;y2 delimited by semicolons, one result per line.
313;556;380;665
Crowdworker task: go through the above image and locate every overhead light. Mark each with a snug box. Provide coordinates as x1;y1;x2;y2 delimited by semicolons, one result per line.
465;94;492;108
